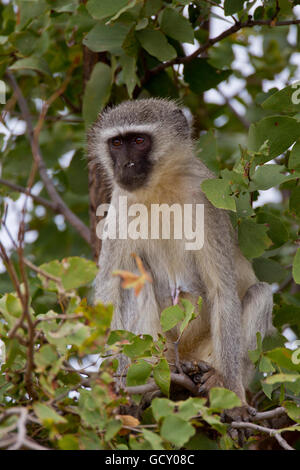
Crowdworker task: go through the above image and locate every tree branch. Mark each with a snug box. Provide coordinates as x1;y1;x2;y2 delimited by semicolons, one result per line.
0;177;58;211
143;17;300;83
231;420;295;451
125;372;198;396
252;406;287;422
4;71;91;245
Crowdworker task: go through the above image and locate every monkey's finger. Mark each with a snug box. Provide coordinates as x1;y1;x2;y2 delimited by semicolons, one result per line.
247;406;257;417
197;361;211;373
181;361;198;375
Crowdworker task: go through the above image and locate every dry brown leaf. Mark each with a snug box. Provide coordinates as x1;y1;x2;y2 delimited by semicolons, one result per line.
113;253;152;296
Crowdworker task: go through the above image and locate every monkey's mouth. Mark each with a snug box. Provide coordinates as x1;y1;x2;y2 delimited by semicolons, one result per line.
117;165;149;191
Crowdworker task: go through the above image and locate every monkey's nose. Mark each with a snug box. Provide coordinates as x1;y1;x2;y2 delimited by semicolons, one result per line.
124;161;135;168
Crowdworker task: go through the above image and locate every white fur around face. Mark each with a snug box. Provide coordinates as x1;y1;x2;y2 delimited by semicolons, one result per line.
98;123;159;141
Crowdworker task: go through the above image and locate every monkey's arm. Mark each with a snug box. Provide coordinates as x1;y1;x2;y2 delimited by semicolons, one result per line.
198;205;246;400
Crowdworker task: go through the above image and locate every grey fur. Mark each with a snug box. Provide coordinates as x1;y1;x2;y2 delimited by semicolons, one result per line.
90;98;274;400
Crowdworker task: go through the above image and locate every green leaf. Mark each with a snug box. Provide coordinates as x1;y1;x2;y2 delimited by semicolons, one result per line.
262;382;274;400
184;59;231;94
274;305;300;330
179;298;198;335
209;388;241;410
153;358;170;396
235;192;255;218
259;356;275;373
58;435;79;450
151;397;174;421
126;360;152;387
120;55;139;98
123;335;153;358
208;41;234;70
34;344;58;370
224;0;245;16
160;304;185;332
34;403;67;426
39;257;98;290
196;130;220;175
107;329;136;346
136;29;177;62
86;0;129;20
251;164;295;190
177;397;205;420
248;116;300;161
108;0;137;23
253;257;287;284
142;429;164;450
290;186;300;217
265;373;300;385
293;248;300;285
105;419;122;441
160;7;194;44
47;322;91;347
262;83;300;114
5;294;22;317
256;211;289;247
201;178;236;211
83;23;130;54
289;140;300;170
184;432;220;451
283;401;300;423
161;415;195;447
238;219;272;259
248;332;263;364
266;348;300;372
9;57;51;75
82;62;112;127
143;0;163;17
144;70;178;99
122;26;139;57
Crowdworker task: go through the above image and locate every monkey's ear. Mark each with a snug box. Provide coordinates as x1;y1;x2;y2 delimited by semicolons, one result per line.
173;108;191;137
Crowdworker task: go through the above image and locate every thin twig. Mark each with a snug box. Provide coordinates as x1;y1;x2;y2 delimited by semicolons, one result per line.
142;18;300;84
231;421;295;450
5;71;91;244
7;408;28;450
125;372;198;396
0;178;58;211
252;406;287;422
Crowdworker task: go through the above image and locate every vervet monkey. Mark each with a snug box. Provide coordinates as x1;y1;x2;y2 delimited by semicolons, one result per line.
89;98;273;409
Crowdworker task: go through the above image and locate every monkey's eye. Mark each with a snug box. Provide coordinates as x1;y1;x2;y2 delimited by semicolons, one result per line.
111;137;122;147
134;136;145;145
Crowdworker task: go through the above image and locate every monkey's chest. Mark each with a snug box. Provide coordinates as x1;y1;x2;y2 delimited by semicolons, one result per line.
150;246;205;302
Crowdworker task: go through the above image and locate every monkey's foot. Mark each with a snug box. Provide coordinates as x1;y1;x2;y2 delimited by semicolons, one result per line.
221;405;256;447
180;360;224;396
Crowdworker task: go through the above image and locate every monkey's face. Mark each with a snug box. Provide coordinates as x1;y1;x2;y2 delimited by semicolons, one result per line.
108;132;153;191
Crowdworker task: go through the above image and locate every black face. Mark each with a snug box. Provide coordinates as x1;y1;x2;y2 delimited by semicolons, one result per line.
108;132;153;191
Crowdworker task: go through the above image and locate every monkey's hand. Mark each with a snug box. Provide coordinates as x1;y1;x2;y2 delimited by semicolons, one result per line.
221;405;256;447
181;360;225;396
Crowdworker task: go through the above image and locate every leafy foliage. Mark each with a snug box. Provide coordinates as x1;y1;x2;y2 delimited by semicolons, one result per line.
0;0;300;451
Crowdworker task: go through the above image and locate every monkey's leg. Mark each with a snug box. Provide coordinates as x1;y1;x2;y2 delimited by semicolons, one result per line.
219;282;273;444
241;281;274;386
